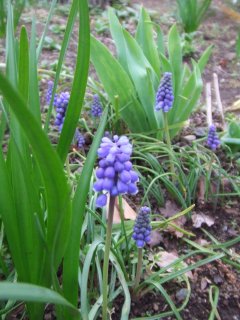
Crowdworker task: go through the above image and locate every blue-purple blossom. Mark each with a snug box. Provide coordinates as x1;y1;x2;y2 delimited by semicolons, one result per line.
132;206;152;248
46;81;53;105
74;129;85;149
94;135;139;207
91;94;103;118
46;81;57;106
207;124;220;151
155;72;174;112
54;91;70;131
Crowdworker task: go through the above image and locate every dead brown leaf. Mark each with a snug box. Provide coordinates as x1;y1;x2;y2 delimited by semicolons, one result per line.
192;213;215;228
106;197;137;224
160;201;187;238
160;200;180;217
196;238;211;247
156;251;193;279
148;230;163;247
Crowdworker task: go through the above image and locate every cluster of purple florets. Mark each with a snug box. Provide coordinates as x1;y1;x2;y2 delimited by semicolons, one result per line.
155;72;174;112
94;135;139;207
74;129;85;149
132;206;152;248
46;81;57;105
207;124;220;151
54;91;70;131
91;94;103;118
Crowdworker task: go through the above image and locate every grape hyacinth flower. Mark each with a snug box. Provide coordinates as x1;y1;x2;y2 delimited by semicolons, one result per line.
46;81;57;106
46;81;53;105
54;91;70;131
155;72;175;179
132;206;152;248
207;124;220;151
74;129;85;149
91;94;103;117
155;72;174;112
94;135;139;208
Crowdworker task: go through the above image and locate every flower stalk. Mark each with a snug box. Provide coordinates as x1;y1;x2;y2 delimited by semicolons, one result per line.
102;196;116;320
134;247;143;292
164;112;175;179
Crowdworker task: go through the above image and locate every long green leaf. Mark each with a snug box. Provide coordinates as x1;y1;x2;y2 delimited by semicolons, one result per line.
136;7;160;76
57;0;90;163
0;72;71;277
0;282;80;318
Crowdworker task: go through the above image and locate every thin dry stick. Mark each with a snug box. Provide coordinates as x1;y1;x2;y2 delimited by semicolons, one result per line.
206;82;212;126
213;73;226;130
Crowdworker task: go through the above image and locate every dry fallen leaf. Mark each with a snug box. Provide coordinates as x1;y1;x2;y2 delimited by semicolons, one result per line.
196;238;211;247
148;230;163;247
160;200;180;217
106;197;137;224
192;213;215;228
160;201;187;238
156;251;193;279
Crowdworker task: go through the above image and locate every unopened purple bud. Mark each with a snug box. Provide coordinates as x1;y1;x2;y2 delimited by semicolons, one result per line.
128;183;138;195
119;170;131;183
96;194;107;207
93;180;103;192
104;167;115;178
102;178;114;191
96;168;105;179
130;171;139;183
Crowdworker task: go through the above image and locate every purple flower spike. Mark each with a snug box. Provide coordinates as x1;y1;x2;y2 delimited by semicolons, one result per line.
91;94;103;118
132;206;152;248
155;72;174;112
46;81;57;106
94;135;138;207
46;81;53;105
54;91;70;131
207;124;220;151
74;129;85;149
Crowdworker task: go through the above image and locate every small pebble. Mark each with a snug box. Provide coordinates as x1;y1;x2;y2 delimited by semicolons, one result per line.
153;303;159;311
176;288;188;302
183;135;196;142
213;275;223;284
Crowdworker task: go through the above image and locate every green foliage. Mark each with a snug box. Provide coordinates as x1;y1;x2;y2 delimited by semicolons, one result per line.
221;120;240;153
0;0;107;318
0;0;38;38
90;7;212;139
176;0;212;33
236;30;240;59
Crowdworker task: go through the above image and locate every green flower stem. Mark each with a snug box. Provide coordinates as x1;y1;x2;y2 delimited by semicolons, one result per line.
114;95;121;135
205;152;214;199
163;112;175;179
102;196;116;320
134;247;143;293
